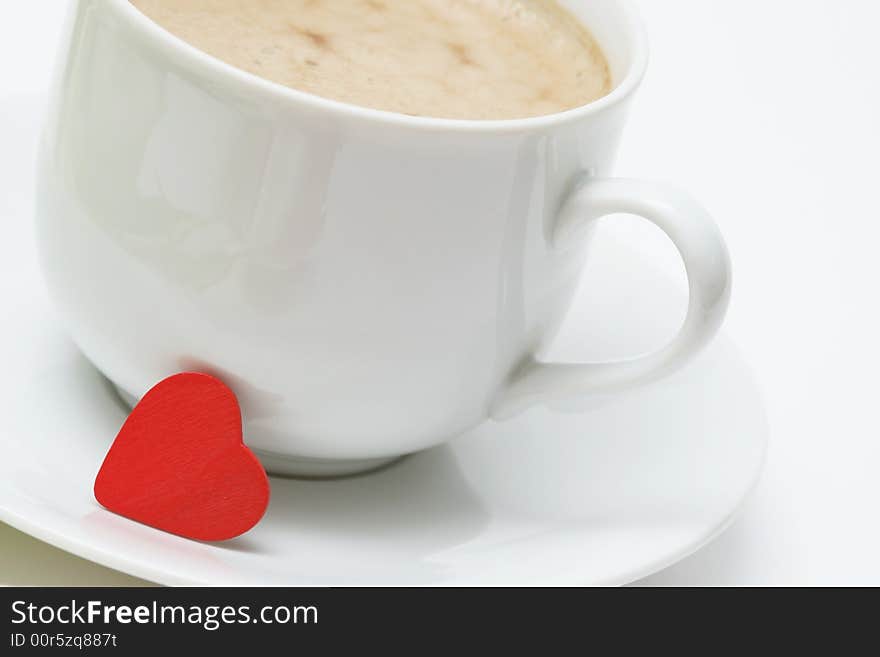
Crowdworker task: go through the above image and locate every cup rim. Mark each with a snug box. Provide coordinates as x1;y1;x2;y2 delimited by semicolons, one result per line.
110;0;649;134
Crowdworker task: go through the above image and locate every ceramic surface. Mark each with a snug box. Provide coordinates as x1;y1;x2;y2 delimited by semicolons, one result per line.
34;0;731;473
2;101;763;583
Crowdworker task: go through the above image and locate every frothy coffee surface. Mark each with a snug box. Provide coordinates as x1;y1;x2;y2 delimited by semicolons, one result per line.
130;0;611;119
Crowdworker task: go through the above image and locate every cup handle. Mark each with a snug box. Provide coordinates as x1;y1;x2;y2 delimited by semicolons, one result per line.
491;178;732;420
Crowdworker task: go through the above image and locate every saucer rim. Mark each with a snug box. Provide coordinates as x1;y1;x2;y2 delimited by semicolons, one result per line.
0;471;762;586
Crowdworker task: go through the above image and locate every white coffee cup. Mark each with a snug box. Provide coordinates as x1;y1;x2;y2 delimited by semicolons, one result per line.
36;0;731;476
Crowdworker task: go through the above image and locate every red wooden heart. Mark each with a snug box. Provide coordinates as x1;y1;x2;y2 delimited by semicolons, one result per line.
94;373;269;541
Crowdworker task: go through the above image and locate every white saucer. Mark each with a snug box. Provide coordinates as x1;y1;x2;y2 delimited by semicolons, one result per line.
0;94;767;585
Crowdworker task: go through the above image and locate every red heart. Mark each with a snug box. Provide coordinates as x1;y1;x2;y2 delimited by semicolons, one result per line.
94;373;269;541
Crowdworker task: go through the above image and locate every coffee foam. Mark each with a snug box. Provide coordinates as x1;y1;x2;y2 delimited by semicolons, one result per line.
130;0;611;120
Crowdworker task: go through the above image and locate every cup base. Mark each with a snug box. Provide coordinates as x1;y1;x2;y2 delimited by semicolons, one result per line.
251;450;405;479
110;382;404;479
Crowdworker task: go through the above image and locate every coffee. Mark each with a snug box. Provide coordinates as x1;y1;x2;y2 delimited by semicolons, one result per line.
130;0;611;119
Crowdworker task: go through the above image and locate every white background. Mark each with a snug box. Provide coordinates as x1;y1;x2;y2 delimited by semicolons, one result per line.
1;0;879;585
